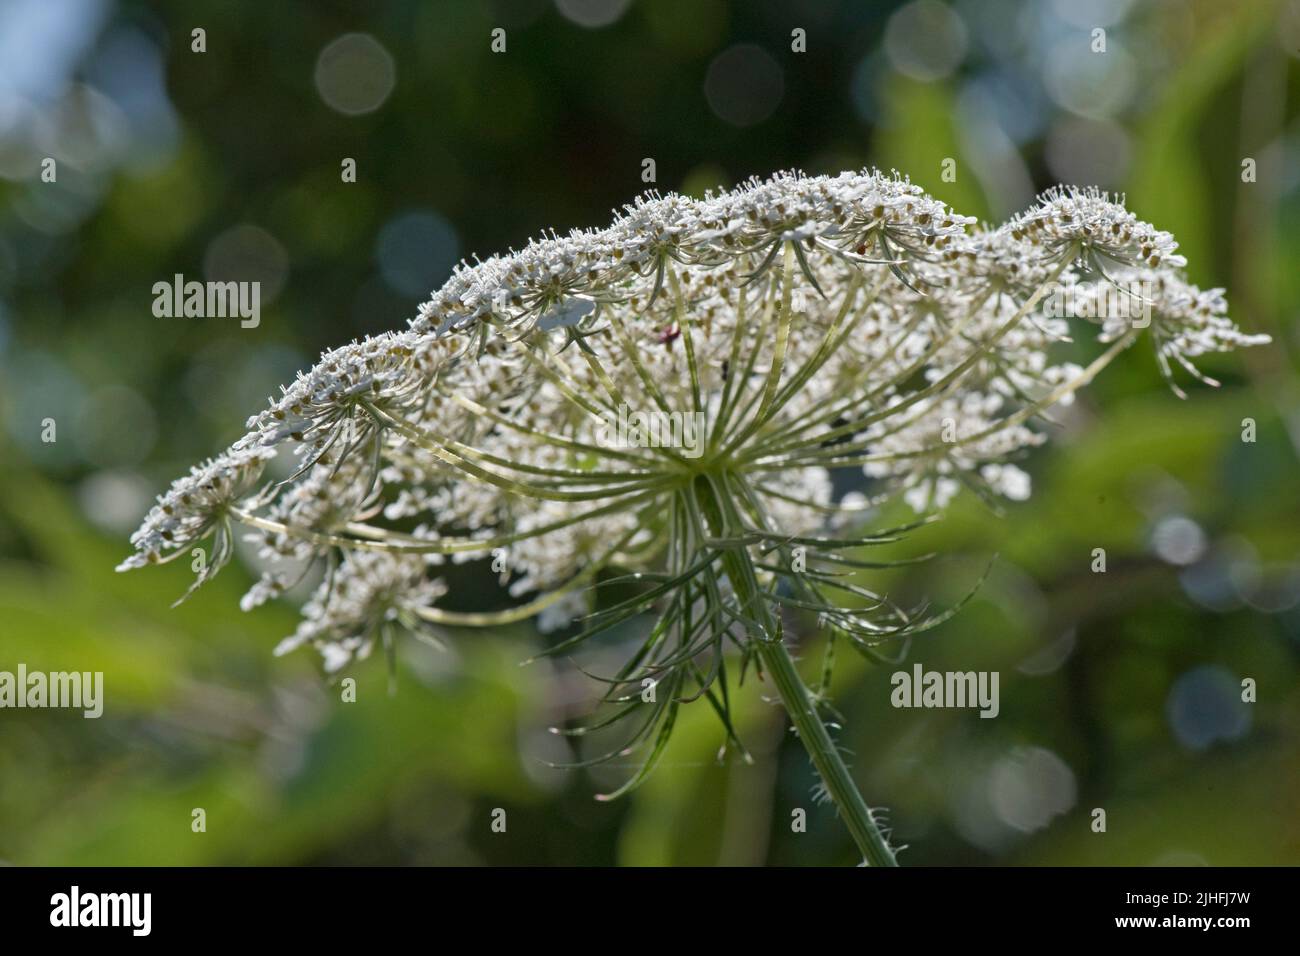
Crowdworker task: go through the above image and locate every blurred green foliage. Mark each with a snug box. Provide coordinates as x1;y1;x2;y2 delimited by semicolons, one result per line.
0;0;1297;865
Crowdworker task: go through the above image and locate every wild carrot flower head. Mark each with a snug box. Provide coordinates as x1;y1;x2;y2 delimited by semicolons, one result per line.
120;169;1268;794
274;550;448;673
116;445;275;588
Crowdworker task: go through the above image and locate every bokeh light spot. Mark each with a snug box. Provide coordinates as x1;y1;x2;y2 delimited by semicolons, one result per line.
74;384;157;468
375;209;459;299
1166;665;1251;751
1151;515;1208;567
1049;0;1135;29
203;223;289;305
1042;37;1135;119
314;33;396;116
555;0;633;29
884;0;969;82
77;469;154;534
704;44;784;128
1044;117;1131;188
988;746;1077;834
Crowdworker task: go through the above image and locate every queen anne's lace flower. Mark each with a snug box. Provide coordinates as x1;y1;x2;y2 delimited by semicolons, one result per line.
122;168;1269;648
1004;185;1186;270
117;445;275;572
274;550;447;672
863;392;1045;512
119;170;1268;846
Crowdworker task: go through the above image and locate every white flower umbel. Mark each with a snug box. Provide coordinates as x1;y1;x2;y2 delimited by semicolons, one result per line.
117;444;276;605
120;170;1269;865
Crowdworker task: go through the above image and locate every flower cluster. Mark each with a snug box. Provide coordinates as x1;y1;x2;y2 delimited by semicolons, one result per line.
120;169;1267;707
116;445;275;586
274;550;447;672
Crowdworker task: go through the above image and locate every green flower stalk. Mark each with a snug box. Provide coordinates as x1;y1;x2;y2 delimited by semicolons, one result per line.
119;170;1268;865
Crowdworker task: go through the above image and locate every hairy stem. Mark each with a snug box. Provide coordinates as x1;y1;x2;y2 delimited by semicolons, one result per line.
693;474;897;867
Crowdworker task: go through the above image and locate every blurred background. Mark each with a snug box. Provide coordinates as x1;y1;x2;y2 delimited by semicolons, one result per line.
1;0;1298;866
